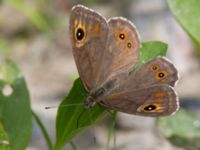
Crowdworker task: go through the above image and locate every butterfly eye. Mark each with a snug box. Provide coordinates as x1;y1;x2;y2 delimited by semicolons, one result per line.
76;28;85;41
144;104;157;111
156;70;168;80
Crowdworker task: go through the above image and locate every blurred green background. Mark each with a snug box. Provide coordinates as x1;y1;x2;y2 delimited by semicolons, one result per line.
0;0;200;150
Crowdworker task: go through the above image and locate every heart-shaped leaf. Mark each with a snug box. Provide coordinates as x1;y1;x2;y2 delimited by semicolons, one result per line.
55;41;168;149
0;60;32;150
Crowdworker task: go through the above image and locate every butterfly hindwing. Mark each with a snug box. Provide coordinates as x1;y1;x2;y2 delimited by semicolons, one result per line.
130;57;179;88
101;84;179;116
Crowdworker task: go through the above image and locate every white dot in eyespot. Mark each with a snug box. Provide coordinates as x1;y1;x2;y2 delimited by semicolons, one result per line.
2;84;13;96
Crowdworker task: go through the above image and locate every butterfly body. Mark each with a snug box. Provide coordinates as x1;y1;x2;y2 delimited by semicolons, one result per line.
85;77;117;108
70;5;179;117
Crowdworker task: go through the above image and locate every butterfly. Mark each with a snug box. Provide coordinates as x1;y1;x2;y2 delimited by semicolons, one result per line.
69;5;179;117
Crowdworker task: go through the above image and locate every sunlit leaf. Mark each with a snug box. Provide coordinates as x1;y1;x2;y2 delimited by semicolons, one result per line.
0;60;32;150
168;0;200;51
0;122;10;150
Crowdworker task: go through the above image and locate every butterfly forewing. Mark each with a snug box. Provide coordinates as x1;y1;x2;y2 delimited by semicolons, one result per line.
70;5;109;91
97;17;141;84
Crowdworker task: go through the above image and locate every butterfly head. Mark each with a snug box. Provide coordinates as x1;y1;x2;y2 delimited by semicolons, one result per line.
84;96;96;109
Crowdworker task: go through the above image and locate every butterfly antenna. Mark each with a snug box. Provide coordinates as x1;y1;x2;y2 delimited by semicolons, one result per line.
45;103;84;109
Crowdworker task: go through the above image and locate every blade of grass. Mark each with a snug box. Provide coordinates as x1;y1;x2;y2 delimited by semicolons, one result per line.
32;111;53;150
69;141;77;150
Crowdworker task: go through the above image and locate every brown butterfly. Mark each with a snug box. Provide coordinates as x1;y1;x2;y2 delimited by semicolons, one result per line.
69;5;179;117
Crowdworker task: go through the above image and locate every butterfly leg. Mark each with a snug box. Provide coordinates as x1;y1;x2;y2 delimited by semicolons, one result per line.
97;102;114;117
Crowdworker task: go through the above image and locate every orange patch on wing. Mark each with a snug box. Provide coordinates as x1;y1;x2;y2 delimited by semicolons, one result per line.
155;91;166;97
87;21;93;32
94;23;100;35
154;104;165;112
74;19;78;28
153;98;163;103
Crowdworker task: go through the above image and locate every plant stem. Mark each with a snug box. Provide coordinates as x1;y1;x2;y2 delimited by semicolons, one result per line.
106;111;117;150
70;141;77;150
32;111;53;150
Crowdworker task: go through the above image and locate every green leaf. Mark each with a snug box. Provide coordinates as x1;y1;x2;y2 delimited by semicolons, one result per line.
140;41;167;63
0;122;10;150
167;0;200;51
0;60;32;150
54;78;105;150
0;60;20;84
131;41;167;72
55;41;168;149
157;109;200;150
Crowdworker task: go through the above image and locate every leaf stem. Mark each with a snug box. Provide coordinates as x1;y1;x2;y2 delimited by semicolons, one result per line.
32;111;53;150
